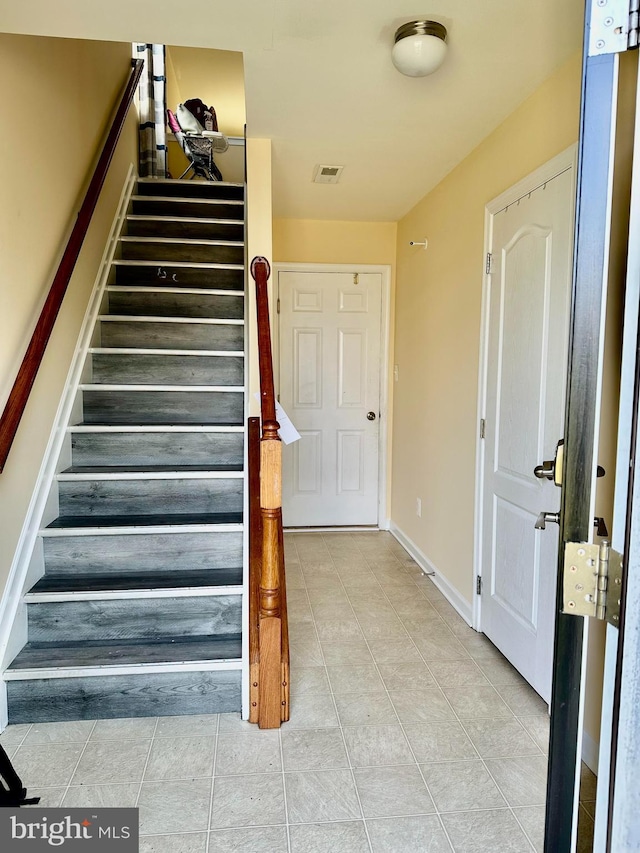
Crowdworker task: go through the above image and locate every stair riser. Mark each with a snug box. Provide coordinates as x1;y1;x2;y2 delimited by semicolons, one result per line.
115;264;243;291
7;669;241;723
131;199;244;219
100;321;243;351
127;219;244;241
91;354;244;386
108;291;244;320
121;240;244;265
43;531;243;576
82;390;244;425
71;432;244;468
58;478;243;518
136;181;244;201
27;595;242;643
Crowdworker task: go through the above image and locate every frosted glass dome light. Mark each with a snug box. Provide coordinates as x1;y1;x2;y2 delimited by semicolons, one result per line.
392;21;448;77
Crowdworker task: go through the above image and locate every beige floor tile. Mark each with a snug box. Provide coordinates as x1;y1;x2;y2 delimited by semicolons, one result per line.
442;808;534;852
215;732;280;775
281;727;349;771
366;814;452;853
485;755;549;807
289;821;369;853
210;774;284;829
462;717;542;758
404;721;478;763
285;769;362;823
343;724;414;767
334;693;399;727
421;759;506;812
140;834;208;853
354;764;435;817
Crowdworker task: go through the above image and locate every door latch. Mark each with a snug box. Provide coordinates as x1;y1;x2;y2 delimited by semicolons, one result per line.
534;440;564;487
563;541;623;627
534;439;605;488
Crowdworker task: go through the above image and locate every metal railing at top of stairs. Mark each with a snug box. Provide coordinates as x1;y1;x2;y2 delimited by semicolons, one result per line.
248;256;290;728
0;58;144;474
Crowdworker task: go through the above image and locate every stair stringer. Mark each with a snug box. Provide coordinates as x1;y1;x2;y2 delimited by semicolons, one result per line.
0;164;137;729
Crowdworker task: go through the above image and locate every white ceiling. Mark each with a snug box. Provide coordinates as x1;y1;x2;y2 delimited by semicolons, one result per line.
1;0;584;220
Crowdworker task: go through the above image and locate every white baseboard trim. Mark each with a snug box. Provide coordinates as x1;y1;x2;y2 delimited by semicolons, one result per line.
582;728;599;775
0;165;137;732
390;523;474;627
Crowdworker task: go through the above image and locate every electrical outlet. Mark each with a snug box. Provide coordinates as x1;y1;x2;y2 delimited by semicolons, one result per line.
416;498;422;517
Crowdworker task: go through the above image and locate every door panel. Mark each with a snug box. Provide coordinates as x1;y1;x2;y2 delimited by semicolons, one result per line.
481;165;574;703
279;271;382;526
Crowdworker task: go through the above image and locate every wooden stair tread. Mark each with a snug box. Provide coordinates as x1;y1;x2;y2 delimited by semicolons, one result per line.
30;567;243;593
8;634;243;671
46;511;243;529
61;464;244;475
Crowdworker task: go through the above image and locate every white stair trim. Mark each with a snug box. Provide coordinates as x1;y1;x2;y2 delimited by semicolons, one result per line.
131;194;243;205
127;215;243;225
68;425;245;433
89;347;244;357
25;586;243;603
80;383;243;392
5;659;243;681
57;470;244;481
113;259;243;270
99;315;244;325
137;177;244;188
41;523;244;537
107;285;244;297
121;236;244;248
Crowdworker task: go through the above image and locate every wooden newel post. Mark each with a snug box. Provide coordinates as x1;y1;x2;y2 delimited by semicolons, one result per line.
251;257;286;729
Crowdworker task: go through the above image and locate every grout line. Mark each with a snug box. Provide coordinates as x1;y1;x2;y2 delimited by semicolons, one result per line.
205;716;220;853
134;717;160;807
59;720;99;804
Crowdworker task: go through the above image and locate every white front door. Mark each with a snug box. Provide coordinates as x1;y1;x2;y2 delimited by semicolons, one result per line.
278;270;382;526
480;157;574;702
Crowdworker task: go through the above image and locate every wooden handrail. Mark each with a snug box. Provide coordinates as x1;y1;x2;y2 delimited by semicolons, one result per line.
249;256;289;728
0;58;144;473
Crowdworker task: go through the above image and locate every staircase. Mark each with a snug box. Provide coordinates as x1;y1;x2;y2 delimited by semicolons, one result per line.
4;178;248;723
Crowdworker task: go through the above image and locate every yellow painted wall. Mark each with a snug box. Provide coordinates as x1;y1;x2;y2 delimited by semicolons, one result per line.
246;139;274;416
273;219;397;267
0;34;137;599
165;46;245;181
392;52;582;604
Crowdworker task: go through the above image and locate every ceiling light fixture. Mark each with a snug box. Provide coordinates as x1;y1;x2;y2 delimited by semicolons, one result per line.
392;20;448;77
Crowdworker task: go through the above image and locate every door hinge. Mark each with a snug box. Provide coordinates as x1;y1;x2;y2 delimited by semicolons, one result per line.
485;253;493;275
476;575;482;595
480;418;486;439
277;297;281;314
563;541;623;627
588;0;639;56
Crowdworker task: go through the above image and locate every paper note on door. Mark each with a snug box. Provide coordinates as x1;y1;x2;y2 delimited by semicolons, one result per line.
254;394;301;445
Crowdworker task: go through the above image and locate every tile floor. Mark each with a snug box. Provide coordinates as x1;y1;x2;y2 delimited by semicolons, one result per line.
1;531;597;852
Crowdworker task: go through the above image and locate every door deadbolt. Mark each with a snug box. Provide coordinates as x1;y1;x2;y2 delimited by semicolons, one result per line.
367;411;376;421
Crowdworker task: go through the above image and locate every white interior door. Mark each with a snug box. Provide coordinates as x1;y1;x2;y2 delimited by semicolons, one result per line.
278;270;382;526
480;161;574;702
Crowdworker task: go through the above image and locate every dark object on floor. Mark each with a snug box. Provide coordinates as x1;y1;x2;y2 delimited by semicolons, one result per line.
0;743;40;806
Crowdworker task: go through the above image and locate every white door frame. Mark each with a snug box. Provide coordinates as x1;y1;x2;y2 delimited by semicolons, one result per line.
274;262;392;530
473;144;578;632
